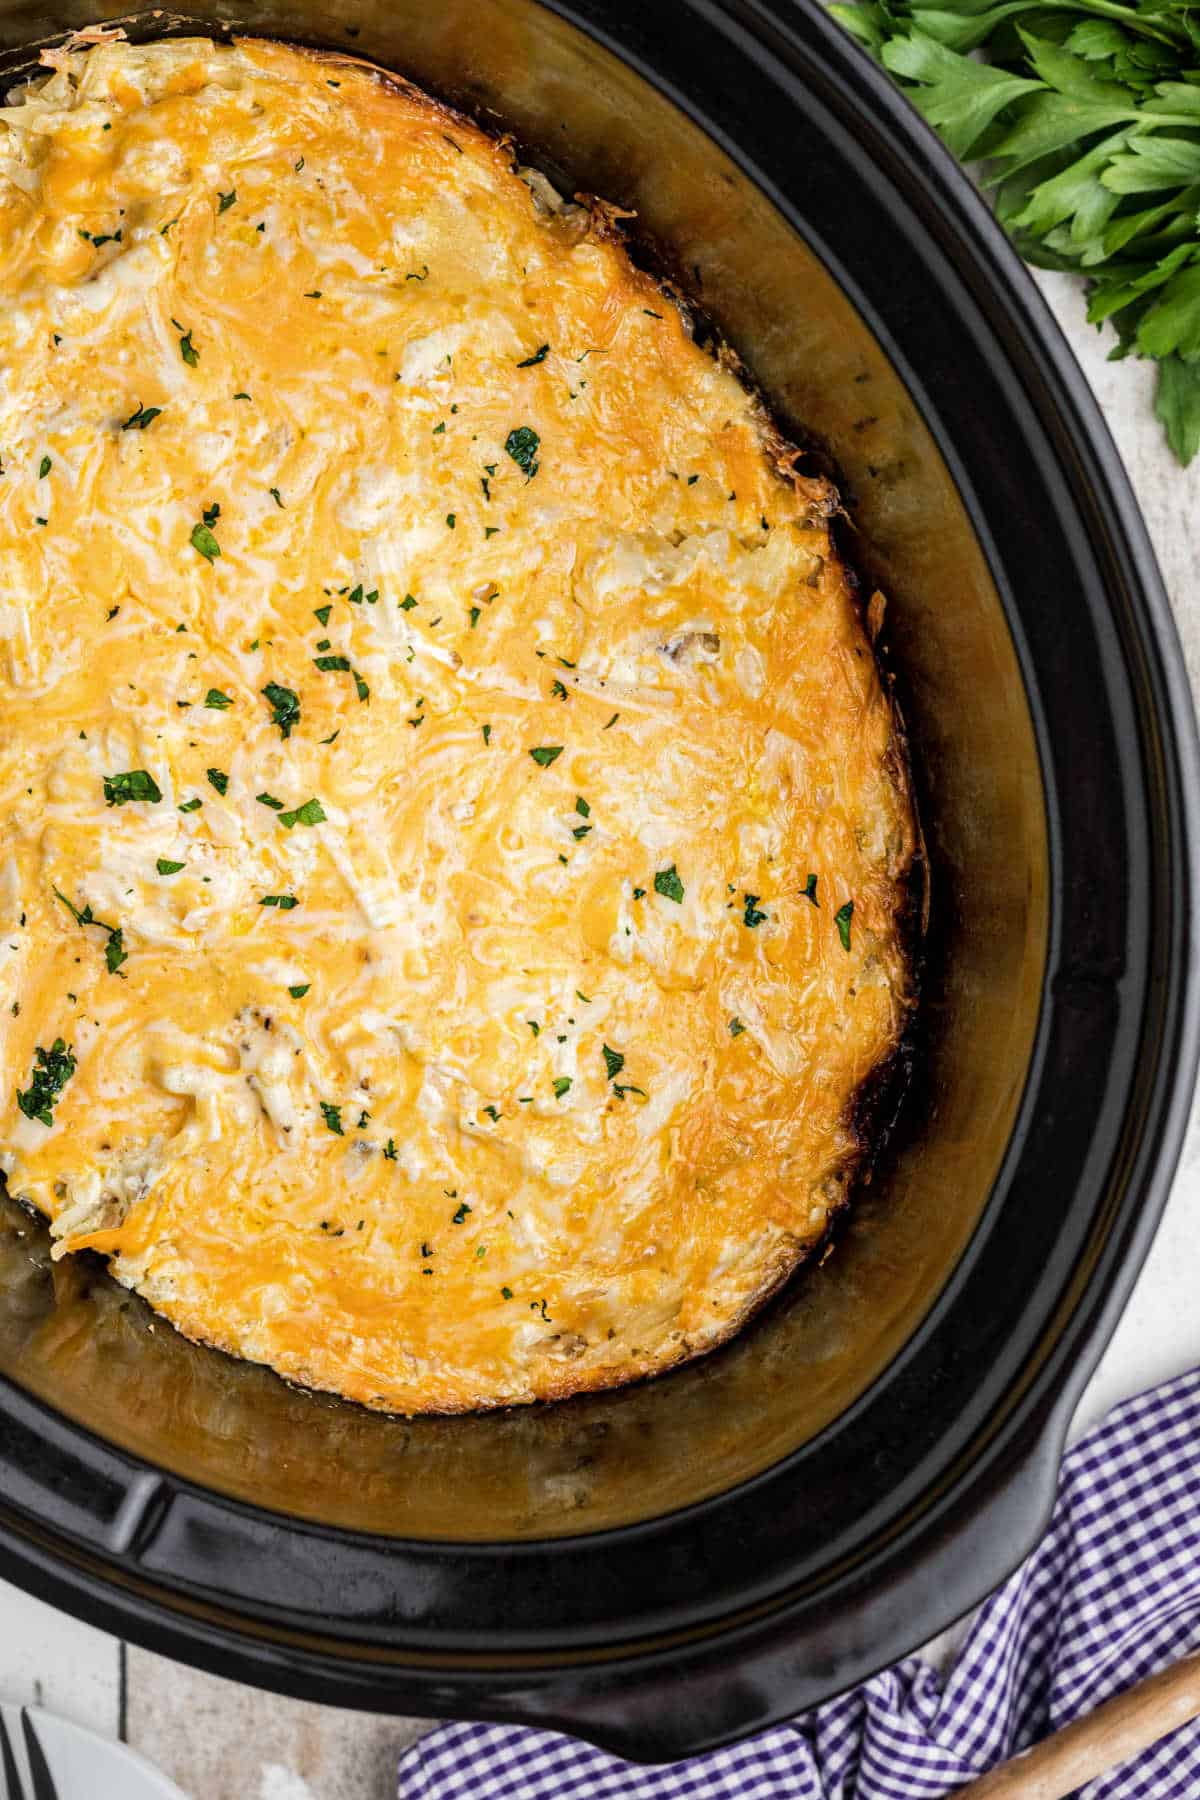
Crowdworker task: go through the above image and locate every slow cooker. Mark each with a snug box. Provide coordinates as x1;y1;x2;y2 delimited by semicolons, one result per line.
0;0;1196;1762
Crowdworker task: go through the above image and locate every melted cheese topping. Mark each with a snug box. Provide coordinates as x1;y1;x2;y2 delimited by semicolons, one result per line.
0;37;915;1411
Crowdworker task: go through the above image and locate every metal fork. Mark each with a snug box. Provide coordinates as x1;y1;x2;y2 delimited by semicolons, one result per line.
0;1711;58;1800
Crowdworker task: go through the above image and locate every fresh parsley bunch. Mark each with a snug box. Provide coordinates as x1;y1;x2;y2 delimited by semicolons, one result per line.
831;0;1200;463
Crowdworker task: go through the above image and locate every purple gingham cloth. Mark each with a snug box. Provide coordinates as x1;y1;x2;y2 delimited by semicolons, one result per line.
398;1368;1200;1798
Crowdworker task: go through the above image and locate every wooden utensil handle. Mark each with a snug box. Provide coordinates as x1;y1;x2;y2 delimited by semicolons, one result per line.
954;1648;1200;1798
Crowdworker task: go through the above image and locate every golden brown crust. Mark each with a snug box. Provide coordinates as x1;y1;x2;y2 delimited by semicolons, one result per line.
0;36;917;1414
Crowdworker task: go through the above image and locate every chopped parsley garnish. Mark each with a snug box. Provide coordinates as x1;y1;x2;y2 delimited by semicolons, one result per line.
604;713;619;729
204;688;233;709
482;723;492;745
156;858;185;876
279;797;326;830
602;1044;625;1081
260;893;299;909
654;864;685;904
728;1017;746;1037
315;654;351;672
53;888;126;974
505;425;540;478
446;512;456;529
304;290;322;299
399;593;418;611
643;308;663;318
103;769;162;806
405;263;429;281
632;886;646;900
206;768;229;796
550;678;568;700
452;1201;471;1224
501;1286;513;1300
743;893;768;928
288;983;310;998
256;792;284;810
269;486;284;508
835;899;854;952
234;391;252;401
179;797;202;813
121;403;162;431
320;1101;344;1135
531;1298;551;1322
612;1084;647;1101
217;188;237;213
262;681;300;739
348;585;364;604
172;320;199;366
529;745;563;767
517;343;550;367
383;1138;398;1160
38;456;51;479
575;797;590;818
527;1019;541;1036
553;1076;572;1099
16;1038;76;1127
432;421;446;435
353;670;370;703
572;824;591;840
802;873;819;907
190;518;221;562
469;606;481;629
314;604;332;626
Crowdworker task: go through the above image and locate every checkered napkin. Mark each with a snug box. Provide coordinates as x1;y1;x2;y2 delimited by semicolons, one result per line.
398;1368;1200;1797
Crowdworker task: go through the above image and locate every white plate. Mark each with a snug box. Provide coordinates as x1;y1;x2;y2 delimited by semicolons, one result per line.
0;1705;188;1799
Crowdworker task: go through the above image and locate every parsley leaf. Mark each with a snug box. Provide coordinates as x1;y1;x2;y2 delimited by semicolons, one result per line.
833;0;1200;462
505;425;540;478
122;403;163;431
654;864;685;904
190;517;220;562
320;1100;344;1135
16;1038;76;1127
802;873;819;907
156;858;185;875
743;893;768;928
278;797;326;829
262;681;300;739
517;343;550;366
529;745;563;767
103;769;162;806
260;893;299;909
207;767;229;795
53;886;126;974
552;1075;572;1098
204;688;233;709
289;983;310;998
602;1044;625;1080
729;1017;746;1037
173;320;199;367
835;899;855;952
217;188;237;213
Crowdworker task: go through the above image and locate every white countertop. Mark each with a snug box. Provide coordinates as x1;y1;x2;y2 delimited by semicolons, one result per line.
2;268;1199;1800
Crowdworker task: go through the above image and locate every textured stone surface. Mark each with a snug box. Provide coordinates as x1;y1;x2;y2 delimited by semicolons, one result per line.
2;265;1199;1800
124;1653;427;1800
